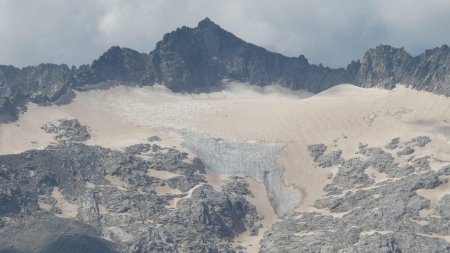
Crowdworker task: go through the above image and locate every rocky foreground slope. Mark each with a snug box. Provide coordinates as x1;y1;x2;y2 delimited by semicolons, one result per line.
1;18;450;119
262;138;450;252
0;120;262;252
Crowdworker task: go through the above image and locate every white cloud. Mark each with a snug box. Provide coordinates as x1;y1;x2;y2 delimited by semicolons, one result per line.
0;0;449;67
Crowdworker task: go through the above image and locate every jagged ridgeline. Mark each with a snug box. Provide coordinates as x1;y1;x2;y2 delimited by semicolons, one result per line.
1;17;450;119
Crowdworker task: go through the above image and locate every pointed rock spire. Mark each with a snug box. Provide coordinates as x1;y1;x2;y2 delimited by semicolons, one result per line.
197;17;220;29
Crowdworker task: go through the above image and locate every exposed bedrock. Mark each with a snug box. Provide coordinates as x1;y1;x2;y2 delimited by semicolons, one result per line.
261;137;450;252
178;129;302;216
0;139;262;253
41;119;91;142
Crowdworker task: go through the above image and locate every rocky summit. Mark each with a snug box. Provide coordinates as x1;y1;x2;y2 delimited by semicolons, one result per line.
1;17;450;253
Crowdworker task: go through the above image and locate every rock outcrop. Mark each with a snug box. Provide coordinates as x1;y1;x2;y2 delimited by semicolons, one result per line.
41;119;91;142
260;138;450;252
357;45;450;95
145;18;350;92
0;134;262;252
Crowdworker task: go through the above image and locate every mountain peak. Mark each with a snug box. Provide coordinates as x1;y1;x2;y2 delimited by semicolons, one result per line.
197;17;220;29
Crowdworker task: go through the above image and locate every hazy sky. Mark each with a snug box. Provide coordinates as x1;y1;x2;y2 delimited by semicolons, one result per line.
1;0;450;67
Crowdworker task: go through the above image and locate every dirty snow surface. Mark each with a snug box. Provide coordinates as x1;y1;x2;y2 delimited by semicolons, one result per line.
1;82;450;252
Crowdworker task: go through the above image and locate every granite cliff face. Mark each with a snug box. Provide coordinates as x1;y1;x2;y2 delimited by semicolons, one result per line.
0;64;72;118
356;45;450;94
146;18;350;92
72;47;148;87
1;18;450;119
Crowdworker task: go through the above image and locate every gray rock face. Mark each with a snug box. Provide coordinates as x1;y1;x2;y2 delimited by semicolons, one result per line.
261;137;450;252
408;136;432;147
356;45;414;89
177;184;259;240
385;137;400;150
0;97;16;122
357;45;450;95
222;176;252;196
147;136;161;142
346;233;450;253
124;144;151;155
308;144;327;161
322;157;374;195
397;146;415;156
437;195;450;218
308;144;343;168
0;64;72;115
146;18;349;93
0;18;348;119
2;18;450;120
357;144;419;178
41;119;91;142
0;97;13;115
411;156;432;171
73;46;148;87
0;137;261;253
